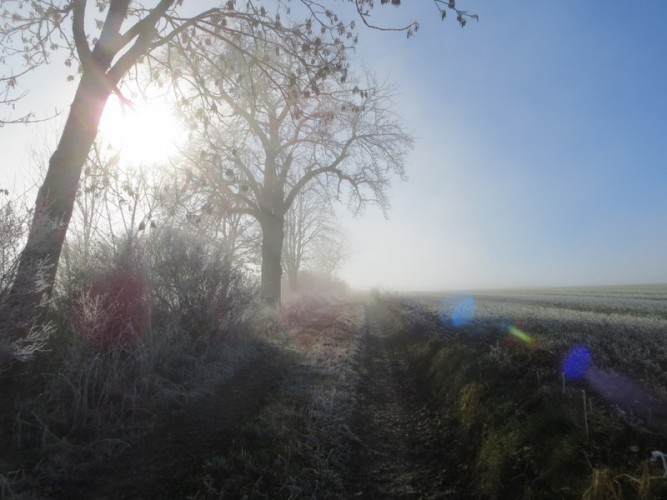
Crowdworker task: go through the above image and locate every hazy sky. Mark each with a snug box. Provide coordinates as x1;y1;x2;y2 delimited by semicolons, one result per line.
337;1;667;291
1;1;666;292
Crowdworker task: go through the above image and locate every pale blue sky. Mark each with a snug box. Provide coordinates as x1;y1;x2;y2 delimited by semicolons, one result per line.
1;2;666;291
338;1;667;290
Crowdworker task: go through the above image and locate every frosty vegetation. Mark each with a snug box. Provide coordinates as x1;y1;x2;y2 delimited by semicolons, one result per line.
411;286;667;388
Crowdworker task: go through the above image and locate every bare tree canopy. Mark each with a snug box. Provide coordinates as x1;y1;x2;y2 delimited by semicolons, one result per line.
0;1;476;122
172;23;412;304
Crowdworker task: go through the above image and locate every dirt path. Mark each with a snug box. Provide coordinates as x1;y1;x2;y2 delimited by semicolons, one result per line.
35;299;473;499
348;301;470;499
44;344;288;499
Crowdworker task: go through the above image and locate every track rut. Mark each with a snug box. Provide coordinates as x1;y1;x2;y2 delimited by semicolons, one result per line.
347;301;470;499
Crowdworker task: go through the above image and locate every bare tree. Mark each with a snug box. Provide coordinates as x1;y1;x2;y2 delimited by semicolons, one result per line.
143;161;261;265
283;185;342;292
309;223;346;279
175;27;412;305
0;189;30;280
65;142;164;256
68;142;118;266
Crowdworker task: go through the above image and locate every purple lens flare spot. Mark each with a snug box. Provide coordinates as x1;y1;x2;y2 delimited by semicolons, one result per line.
562;346;592;381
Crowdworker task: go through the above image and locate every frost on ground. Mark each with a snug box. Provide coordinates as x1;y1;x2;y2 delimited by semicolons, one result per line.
384;286;667;498
189;295;367;498
410;285;667;390
7;286;667;499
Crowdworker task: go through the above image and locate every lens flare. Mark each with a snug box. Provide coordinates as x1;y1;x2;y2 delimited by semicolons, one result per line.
436;292;667;432
586;367;667;429
561;346;667;430
562;346;592;381
506;325;536;346
439;296;476;328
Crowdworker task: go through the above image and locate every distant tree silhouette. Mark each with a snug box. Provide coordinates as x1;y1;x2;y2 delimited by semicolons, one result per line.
283;185;343;292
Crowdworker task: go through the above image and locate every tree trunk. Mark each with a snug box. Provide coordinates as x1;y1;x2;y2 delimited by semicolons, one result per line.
260;212;285;306
5;71;111;338
283;248;299;293
287;269;299;293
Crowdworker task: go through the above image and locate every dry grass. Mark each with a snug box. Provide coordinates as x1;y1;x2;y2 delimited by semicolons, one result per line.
381;291;667;499
0;227;261;496
190;293;365;498
582;468;624;500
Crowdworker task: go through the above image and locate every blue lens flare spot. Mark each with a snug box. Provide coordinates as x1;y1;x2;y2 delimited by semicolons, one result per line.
562;346;592;381
440;296;476;328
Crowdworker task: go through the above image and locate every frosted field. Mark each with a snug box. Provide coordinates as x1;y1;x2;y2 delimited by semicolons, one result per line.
405;284;667;388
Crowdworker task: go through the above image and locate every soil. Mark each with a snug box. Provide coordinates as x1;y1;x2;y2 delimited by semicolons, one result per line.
346;301;472;499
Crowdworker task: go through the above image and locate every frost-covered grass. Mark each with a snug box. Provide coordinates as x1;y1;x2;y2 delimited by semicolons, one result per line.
413;284;667;318
407;285;667;390
190;294;366;498
380;287;667;499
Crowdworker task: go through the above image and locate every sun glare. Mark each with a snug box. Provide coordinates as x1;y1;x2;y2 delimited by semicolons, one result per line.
99;95;184;166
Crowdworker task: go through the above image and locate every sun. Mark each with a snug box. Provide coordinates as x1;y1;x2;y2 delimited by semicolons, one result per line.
99;94;184;166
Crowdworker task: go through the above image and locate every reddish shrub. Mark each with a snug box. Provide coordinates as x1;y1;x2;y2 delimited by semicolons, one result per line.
72;267;150;349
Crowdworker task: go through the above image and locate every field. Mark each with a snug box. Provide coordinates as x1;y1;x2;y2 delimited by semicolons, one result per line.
4;286;667;498
409;284;667;386
395;284;667;497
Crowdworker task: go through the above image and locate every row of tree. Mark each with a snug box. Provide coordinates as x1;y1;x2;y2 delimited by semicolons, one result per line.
66;138;346;291
0;0;475;345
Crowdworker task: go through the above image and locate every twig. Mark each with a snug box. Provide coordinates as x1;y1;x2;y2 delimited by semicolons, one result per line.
650;451;667;478
583;389;589;438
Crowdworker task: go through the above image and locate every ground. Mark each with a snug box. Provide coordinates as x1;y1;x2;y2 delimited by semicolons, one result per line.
7;293;667;498
44;343;288;499
348;301;471;498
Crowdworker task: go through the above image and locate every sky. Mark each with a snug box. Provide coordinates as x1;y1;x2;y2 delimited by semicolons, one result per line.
1;1;666;292
336;1;667;291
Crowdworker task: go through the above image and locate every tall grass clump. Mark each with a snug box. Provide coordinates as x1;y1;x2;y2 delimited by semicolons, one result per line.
0;190;54;373
0;225;260;491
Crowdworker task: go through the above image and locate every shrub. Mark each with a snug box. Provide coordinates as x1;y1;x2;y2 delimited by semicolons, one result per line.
71;266;150;349
62;234;151;349
147;226;255;339
0;191;53;372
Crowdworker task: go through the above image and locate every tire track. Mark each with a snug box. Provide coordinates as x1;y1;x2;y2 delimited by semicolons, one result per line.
348;300;470;499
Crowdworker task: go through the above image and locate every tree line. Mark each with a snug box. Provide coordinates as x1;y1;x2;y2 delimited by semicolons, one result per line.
0;0;475;356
